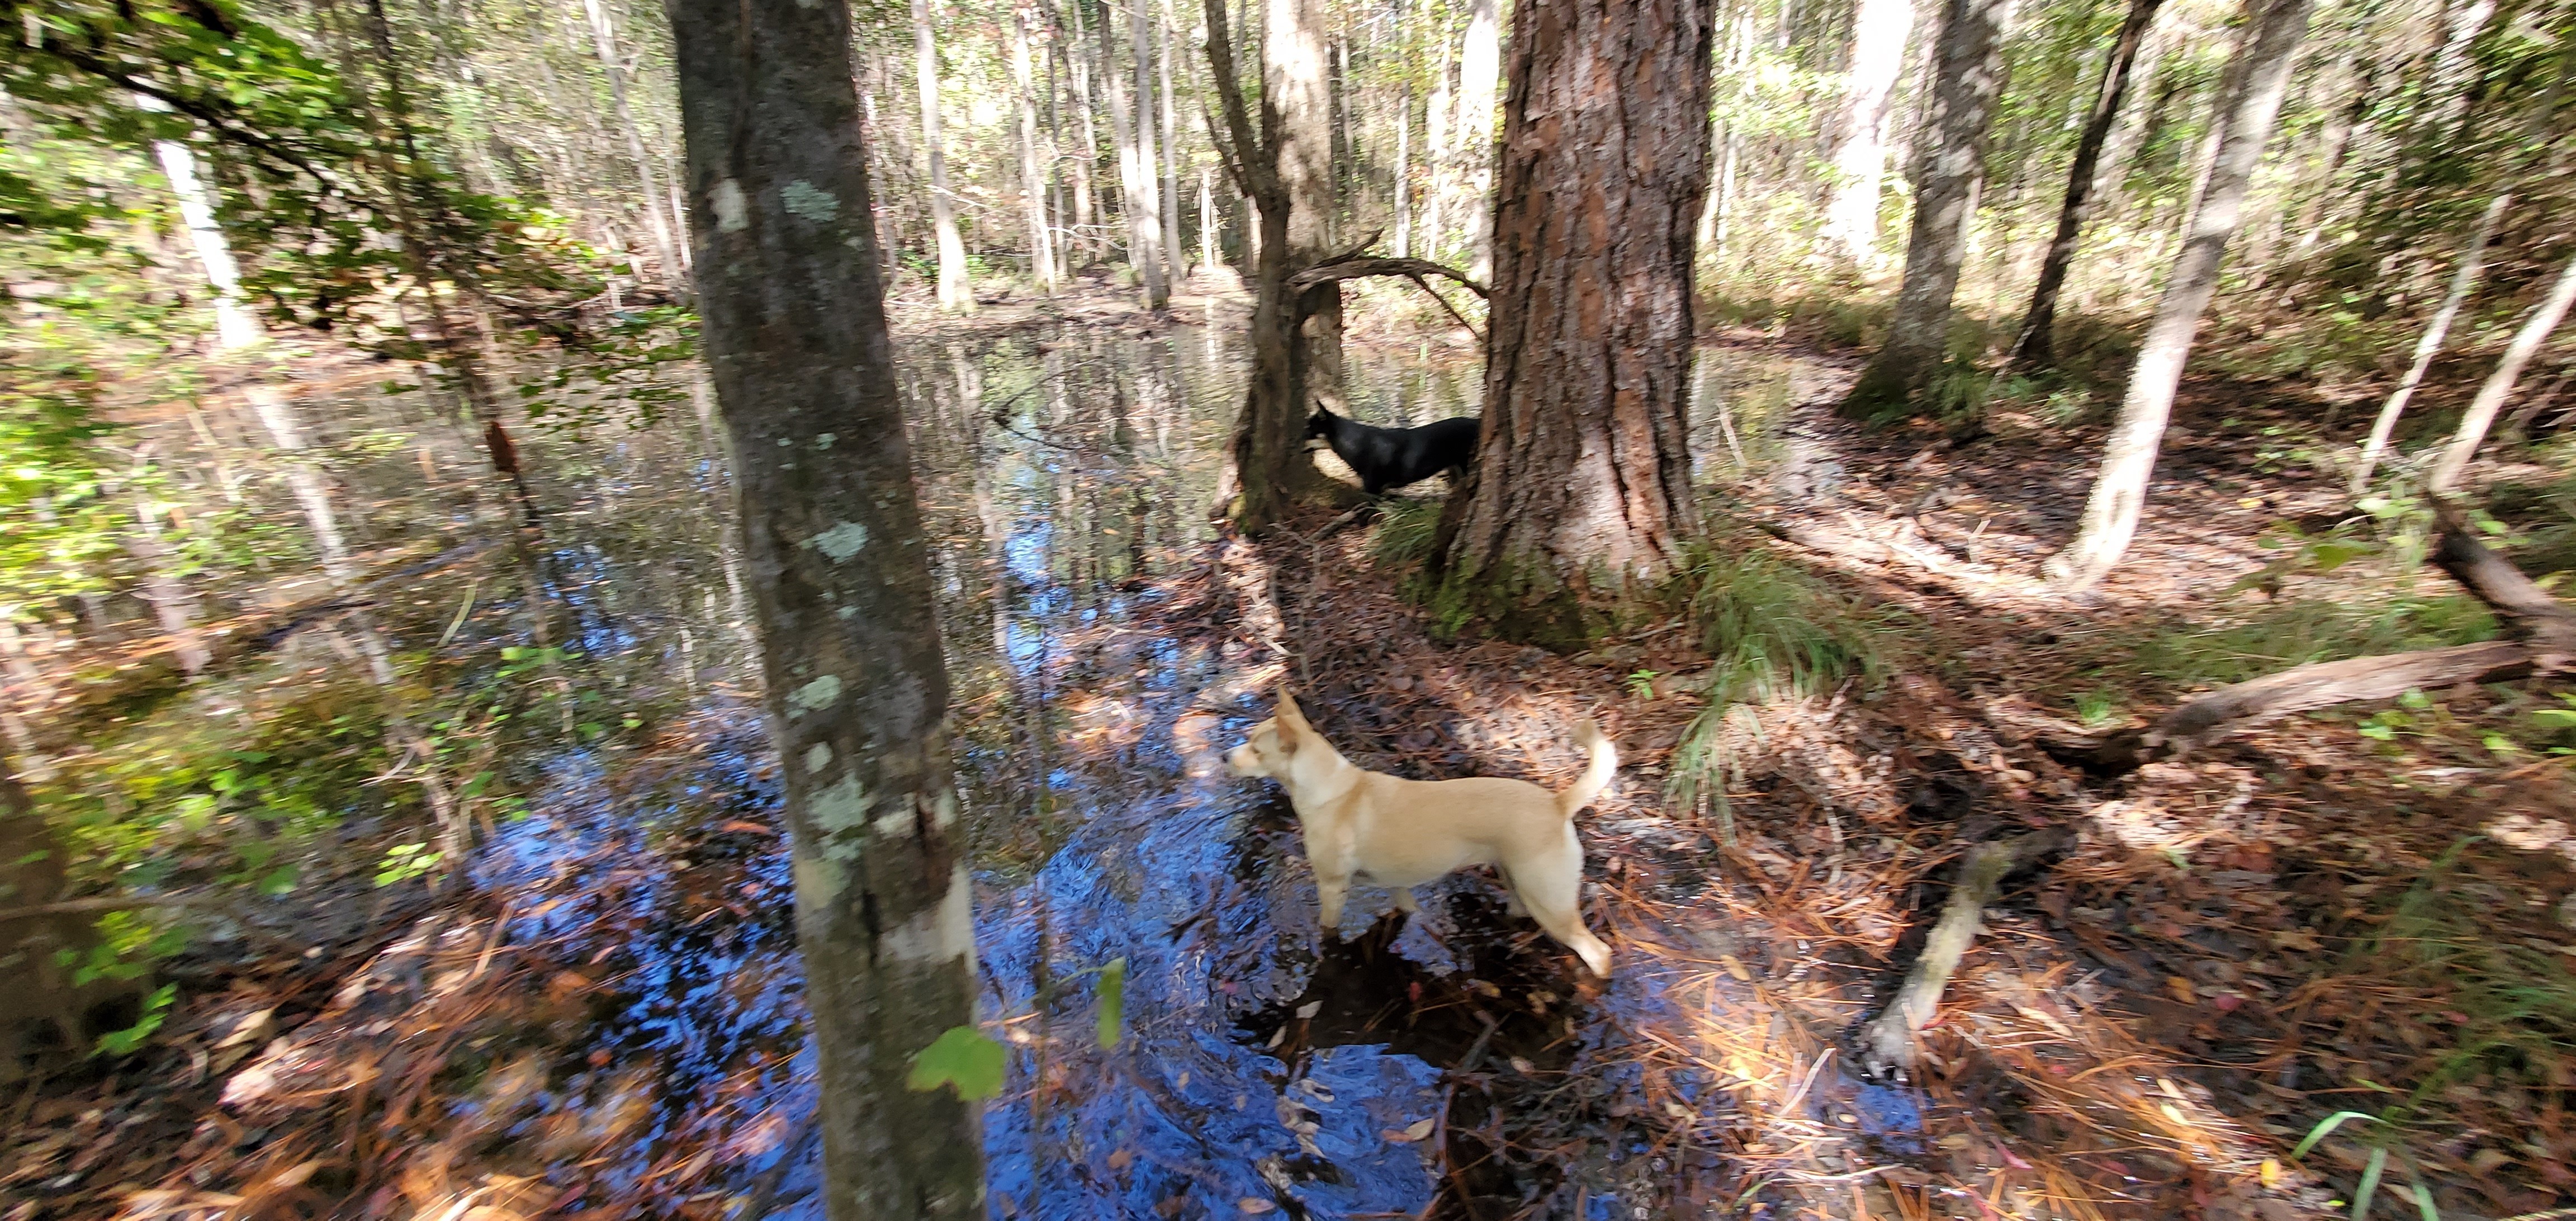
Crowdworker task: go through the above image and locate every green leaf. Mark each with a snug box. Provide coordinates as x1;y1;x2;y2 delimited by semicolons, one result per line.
2531;709;2576;729
2352;1146;2388;1220
2309;542;2367;572
2293;1110;2380;1158
1096;956;1128;1050
2398;689;2431;710
256;864;299;896
908;1025;1006;1100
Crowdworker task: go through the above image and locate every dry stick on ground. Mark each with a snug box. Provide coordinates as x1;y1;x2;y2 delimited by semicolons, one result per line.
1859;830;2063;1074
2051;500;2576;773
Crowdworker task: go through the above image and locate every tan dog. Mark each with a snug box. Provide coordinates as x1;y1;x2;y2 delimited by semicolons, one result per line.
1224;690;1616;977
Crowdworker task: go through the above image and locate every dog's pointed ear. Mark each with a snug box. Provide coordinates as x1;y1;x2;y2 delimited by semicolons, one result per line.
1276;688;1309;734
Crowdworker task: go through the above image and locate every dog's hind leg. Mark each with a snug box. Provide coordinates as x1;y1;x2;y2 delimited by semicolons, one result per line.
1315;875;1351;940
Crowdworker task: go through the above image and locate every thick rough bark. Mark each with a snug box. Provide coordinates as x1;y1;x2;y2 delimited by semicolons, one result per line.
2043;0;2312;591
1268;0;1342;401
1436;0;1712;646
1097;0;1168;309
1839;0;2017;421
1818;0;1915;267
1013;4;1058;292
913;0;976;312
2351;191;2510;493
2006;0;2165;368
581;0;687;297
1456;0;1501;282
665;0;982;1214
2428;248;2576;493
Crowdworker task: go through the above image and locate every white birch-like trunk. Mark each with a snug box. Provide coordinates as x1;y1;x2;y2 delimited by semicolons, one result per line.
1155;0;1186;280
2045;0;2315;591
2428;249;2576;492
1200;168;1218;271
1131;0;1172;302
1425;30;1453;262
582;0;687;295
1067;4;1103;263
139;106;262;351
914;0;977;311
1099;0;1169;307
1456;0;1500;281
2349;191;2509;493
1394;83;1412;257
1819;0;1915;268
1013;6;1058;292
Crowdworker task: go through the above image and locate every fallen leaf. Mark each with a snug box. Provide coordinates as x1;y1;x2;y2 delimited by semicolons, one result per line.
2166;977;2196;1003
1718;955;1753;982
718;820;775;836
1382;1118;1436;1143
1108;1149;1133;1171
2259;1158;2279;1187
1239;1199;1275;1214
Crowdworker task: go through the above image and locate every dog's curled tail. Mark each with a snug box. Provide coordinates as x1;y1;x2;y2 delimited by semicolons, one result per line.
1555;719;1618;819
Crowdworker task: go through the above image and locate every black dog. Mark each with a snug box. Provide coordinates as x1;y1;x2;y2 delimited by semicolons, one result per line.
1305;407;1480;495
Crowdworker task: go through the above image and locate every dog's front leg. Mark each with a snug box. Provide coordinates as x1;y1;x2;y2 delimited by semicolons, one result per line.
1390;887;1419;916
1315;874;1351;939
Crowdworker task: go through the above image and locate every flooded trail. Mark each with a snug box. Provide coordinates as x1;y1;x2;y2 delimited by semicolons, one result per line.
21;320;1883;1220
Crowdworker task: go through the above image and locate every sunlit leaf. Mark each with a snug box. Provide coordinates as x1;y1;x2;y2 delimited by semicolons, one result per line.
1096;956;1128;1050
908;1025;1006;1100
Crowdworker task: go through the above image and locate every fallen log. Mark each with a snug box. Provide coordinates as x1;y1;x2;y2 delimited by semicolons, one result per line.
1858;830;2065;1075
2047;500;2574;774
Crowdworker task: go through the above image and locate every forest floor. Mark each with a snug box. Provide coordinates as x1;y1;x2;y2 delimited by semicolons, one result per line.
10;299;2576;1221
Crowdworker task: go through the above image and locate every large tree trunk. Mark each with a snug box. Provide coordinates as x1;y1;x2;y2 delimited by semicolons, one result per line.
1456;0;1502;282
581;0;688;297
913;0;976;312
2350;191;2510;493
2043;0;2313;591
1209;0;1322;530
2428;247;2576;493
1268;0;1342;403
1014;4;1059;292
1098;0;1169;308
665;0;982;1214
1818;0;1915;268
2006;0;2165;368
1838;0;2018;421
1435;0;1713;645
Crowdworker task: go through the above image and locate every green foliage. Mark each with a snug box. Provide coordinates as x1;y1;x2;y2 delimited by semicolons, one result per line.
375;842;442;887
907;1024;1008;1100
1094;955;1126;1050
96;982;178;1057
1668;541;1890;837
1366;496;1445;571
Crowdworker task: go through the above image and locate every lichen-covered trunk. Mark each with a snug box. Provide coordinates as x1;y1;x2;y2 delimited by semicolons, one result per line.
1817;0;1914;267
665;0;983;1213
2045;0;2312;591
1839;0;2017;420
2007;0;2164;368
1267;0;1342;403
1437;0;1712;646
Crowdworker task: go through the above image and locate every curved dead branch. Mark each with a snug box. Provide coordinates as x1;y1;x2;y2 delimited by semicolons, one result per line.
2047;500;2575;774
1288;255;1489;342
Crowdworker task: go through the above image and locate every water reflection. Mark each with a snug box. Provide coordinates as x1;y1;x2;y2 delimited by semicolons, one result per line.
66;323;1835;1217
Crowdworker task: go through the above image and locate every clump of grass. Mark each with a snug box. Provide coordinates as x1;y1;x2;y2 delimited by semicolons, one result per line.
2129;595;2497;689
2366;837;2576;1111
1668;541;1893;840
1366;495;1446;572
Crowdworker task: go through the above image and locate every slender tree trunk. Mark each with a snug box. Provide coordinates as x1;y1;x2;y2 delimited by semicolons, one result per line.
1839;0;2019;420
1131;0;1173;301
581;0;688;297
1456;0;1501;282
2045;0;2314;591
1268;0;1342;399
128;491;209;676
913;0;976;311
1435;0;1714;645
1394;81;1412;257
2429;248;2576;492
1066;2;1103;264
1200;167;1218;271
1697;3;1751;259
2350;191;2509;493
1426;28;1454;261
1098;1;1169;307
139;106;262;350
665;0;982;1213
2007;0;2165;368
1819;0;1916;268
1156;0;1186;280
1014;4;1059;292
